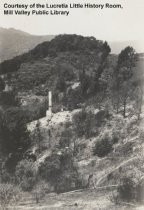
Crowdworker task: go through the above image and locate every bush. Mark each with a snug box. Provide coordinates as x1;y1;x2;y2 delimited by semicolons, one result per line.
95;109;109;127
0;107;31;172
112;130;120;144
0;183;21;209
39;152;81;193
32;181;49;203
93;134;113;157
136;178;144;204
39;154;61;183
72;109;95;138
15;160;37;191
112;177;144;204
117;177;136;202
59;128;73;148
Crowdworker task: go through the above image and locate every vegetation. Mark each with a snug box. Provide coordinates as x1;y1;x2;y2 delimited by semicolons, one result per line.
112;47;138;116
93;134;113;157
0;97;31;172
72;109;96;138
15;160;37;191
39;151;80;193
117;177;136;202
113;176;144;204
0;183;20;209
0;77;5;91
0;34;144;208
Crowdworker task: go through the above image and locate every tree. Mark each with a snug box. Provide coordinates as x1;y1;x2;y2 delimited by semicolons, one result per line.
34;120;43;153
0;108;31;171
79;70;91;97
0;90;20;107
89;41;111;96
113;46;137;116
119;80;133;117
0;77;5;91
133;56;144;119
136;77;144;119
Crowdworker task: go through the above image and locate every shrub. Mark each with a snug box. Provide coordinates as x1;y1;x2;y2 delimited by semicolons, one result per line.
95;109;109;127
136;178;144;204
112;177;144;204
0;107;31;172
15;160;37;191
39;152;81;193
93;135;113;157
112;130;120;144
118;141;134;157
59;128;73;148
67;88;84;110
32;181;49;203
39;154;61;182
72;109;95;138
117;177;136;202
0;163;13;183
0;183;21;209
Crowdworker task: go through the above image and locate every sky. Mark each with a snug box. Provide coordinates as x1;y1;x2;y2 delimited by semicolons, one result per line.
0;0;144;43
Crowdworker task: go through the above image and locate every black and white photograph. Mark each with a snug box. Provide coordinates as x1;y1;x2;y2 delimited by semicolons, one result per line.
0;0;144;209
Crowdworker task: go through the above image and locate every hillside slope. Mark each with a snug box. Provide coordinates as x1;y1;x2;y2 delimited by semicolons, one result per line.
15;105;143;210
0;34;144;209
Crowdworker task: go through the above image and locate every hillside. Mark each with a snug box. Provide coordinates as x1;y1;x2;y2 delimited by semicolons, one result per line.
0;34;112;114
18;106;144;210
0;34;144;209
0;27;54;62
0;27;143;64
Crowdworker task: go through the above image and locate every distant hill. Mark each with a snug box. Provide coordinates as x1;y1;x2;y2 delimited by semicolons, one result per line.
0;34;112;111
0;34;110;75
1;27;143;61
109;40;144;54
0;27;54;62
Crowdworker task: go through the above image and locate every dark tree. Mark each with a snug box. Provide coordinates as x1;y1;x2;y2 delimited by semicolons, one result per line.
0;108;30;171
0;77;5;91
113;46;137;116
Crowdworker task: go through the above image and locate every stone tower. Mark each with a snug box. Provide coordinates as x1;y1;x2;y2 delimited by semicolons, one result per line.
46;91;52;117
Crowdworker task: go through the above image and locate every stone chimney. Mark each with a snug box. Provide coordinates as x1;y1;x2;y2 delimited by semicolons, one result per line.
46;91;52;117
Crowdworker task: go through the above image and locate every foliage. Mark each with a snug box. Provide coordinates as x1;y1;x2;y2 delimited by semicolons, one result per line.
0;77;5;91
0;35;111;114
93;132;113;157
79;70;91;97
0;107;30;156
32;185;45;204
15;159;37;191
59;127;73;148
0;91;20;107
117;177;136;202
39;154;61;182
0;34;108;74
39;151;80;193
136;179;144;203
66;87;84;110
0;183;21;209
112;46;137;116
32;181;51;203
117;46;137;71
112;177;144;204
72;110;95;138
34;120;43;153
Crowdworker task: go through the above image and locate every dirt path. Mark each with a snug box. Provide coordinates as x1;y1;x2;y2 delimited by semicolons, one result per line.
96;156;138;186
